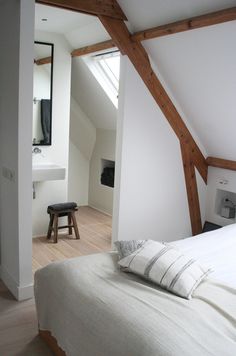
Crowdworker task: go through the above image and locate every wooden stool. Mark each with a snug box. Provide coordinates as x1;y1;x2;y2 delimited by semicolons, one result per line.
47;202;80;243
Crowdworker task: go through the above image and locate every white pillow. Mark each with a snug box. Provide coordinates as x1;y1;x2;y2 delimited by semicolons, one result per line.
118;240;212;299
114;240;146;259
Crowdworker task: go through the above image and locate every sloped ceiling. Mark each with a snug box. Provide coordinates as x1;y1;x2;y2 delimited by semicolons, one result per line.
143;21;236;160
71;58;117;130
35;1;236;156
118;0;236;161
118;0;236;31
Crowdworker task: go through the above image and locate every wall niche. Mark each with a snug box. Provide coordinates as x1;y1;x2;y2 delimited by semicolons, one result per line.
215;189;236;221
101;159;115;188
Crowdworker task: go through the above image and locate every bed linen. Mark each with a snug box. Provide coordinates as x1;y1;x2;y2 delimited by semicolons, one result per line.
35;251;236;356
169;223;236;288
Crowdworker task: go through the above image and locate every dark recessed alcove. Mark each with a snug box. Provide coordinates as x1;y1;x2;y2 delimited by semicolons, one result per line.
101;159;115;188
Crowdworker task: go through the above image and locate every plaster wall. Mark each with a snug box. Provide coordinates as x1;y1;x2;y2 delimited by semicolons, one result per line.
32;31;71;237
68;97;96;206
0;0;34;300
113;57;207;243
89;129;116;215
71;58;117;130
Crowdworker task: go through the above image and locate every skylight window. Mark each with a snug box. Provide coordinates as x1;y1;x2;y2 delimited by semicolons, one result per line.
83;50;120;108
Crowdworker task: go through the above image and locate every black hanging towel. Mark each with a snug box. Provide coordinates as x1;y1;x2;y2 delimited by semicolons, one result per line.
40;99;51;144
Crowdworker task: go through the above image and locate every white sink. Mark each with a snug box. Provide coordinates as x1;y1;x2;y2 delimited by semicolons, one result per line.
32;163;66;182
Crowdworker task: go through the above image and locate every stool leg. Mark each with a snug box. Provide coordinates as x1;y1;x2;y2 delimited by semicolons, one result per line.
68;213;72;235
53;214;58;243
47;213;54;239
71;211;80;239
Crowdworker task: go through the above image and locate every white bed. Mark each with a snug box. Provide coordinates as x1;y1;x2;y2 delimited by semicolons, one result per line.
34;224;236;356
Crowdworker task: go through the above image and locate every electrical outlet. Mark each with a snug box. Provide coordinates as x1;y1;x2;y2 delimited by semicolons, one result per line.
218;178;228;185
2;167;15;182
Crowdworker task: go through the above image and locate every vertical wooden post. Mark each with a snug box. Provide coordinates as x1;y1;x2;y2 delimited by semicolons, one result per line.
181;142;202;235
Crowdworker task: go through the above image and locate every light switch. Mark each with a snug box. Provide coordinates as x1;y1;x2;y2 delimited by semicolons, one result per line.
2;167;15;182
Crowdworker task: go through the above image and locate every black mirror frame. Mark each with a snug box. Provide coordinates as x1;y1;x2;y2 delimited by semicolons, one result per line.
33;41;54;146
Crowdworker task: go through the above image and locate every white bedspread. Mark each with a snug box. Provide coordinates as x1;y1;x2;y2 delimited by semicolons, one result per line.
35;252;236;356
169;223;236;288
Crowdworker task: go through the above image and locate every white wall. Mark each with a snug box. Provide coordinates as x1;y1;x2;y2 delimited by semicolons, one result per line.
196;169;207;226
69;97;96;160
32;31;71;236
113;57;199;243
0;0;34;300
68;97;96;206
68;141;90;205
89;129;116;215
206;167;236;226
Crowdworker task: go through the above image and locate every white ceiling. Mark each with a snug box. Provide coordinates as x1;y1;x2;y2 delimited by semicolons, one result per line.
35;1;236;47
35;4;96;34
71;58;117;130
144;20;236;160
35;4;110;48
118;0;236;32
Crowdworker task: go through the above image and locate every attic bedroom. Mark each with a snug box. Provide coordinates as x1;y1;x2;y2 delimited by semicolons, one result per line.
0;0;236;355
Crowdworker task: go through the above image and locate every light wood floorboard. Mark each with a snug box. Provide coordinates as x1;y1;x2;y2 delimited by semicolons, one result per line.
0;206;112;355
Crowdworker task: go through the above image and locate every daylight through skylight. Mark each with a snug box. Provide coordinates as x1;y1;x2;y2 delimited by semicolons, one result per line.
94;51;120;92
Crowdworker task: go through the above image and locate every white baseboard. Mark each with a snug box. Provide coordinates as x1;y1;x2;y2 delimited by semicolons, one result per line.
17;283;34;301
0;265;33;301
88;205;112;217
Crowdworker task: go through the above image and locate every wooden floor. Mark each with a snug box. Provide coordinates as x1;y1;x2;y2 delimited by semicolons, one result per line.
32;206;112;272
0;206;112;355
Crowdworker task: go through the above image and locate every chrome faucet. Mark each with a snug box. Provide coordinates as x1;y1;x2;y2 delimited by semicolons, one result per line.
32;147;42;154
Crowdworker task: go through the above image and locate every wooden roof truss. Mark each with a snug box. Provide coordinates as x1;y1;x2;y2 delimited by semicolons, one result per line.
35;0;236;235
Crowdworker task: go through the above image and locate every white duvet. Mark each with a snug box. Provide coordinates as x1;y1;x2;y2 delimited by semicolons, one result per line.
34;225;236;356
169;223;236;288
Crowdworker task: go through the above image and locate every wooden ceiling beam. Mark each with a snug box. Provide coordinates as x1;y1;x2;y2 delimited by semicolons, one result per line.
132;7;236;42
207;157;236;171
35;0;127;20
71;39;116;57
99;15;208;183
35;56;52;65
71;6;236;57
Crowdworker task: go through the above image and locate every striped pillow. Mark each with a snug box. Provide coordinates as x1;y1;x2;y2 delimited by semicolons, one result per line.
118;240;212;299
115;240;146;259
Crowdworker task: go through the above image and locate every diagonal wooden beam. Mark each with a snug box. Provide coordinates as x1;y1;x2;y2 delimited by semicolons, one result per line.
181;143;202;235
132;7;236;42
35;0;127;20
207;157;236;171
99;15;208;184
71;39;116;57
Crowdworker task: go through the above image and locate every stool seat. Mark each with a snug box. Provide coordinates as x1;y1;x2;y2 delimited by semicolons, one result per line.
47;202;80;243
47;202;77;213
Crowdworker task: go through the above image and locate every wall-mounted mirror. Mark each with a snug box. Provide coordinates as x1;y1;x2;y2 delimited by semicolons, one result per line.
33;41;54;145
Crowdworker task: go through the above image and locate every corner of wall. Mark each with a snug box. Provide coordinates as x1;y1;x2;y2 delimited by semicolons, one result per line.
112;56;128;243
